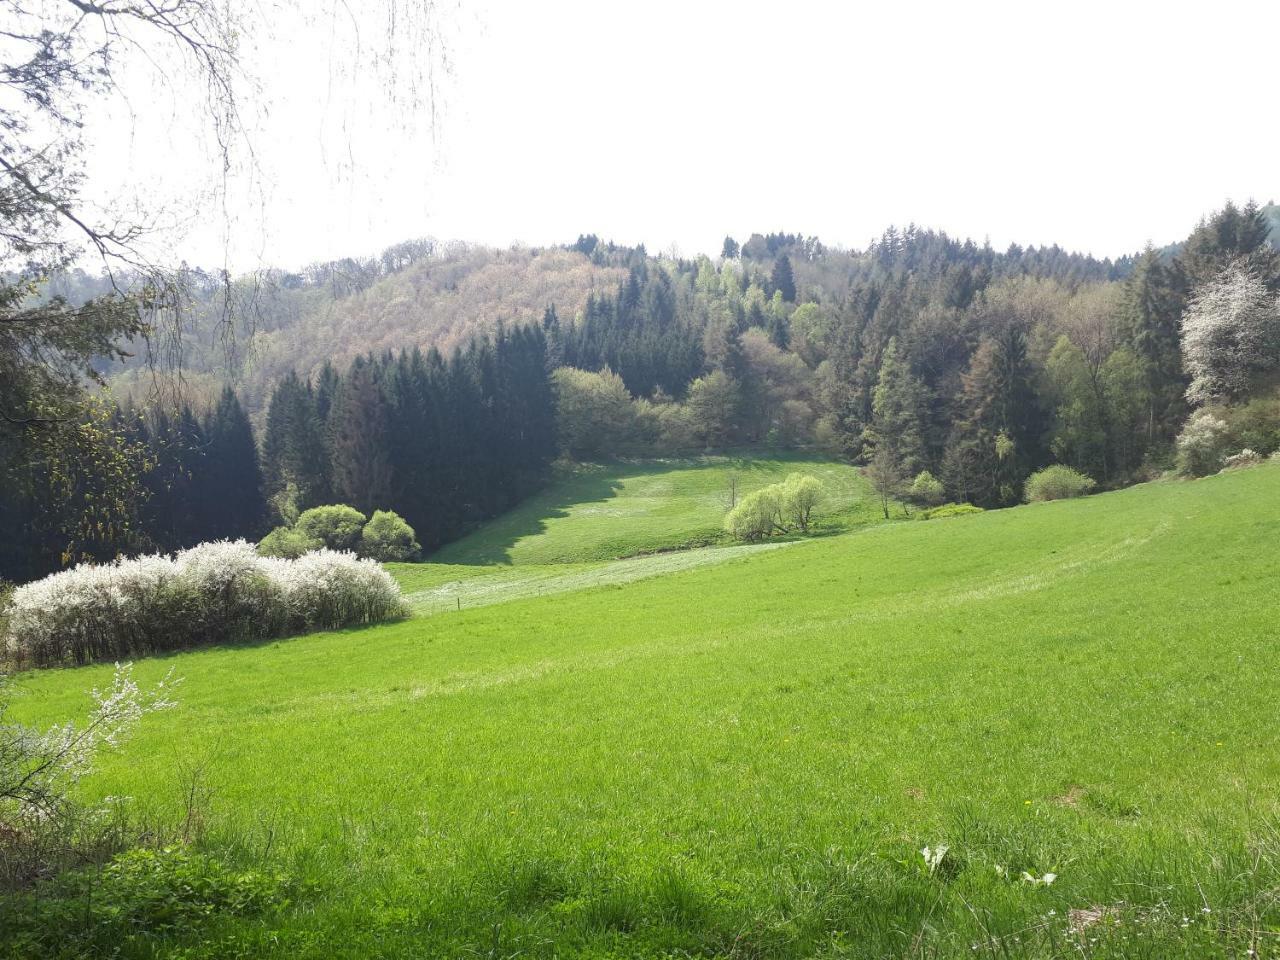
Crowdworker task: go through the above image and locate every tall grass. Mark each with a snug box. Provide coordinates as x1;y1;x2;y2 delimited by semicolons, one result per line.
3;541;408;668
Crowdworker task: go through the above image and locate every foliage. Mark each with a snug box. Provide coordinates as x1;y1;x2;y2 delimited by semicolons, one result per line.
553;367;637;458
723;487;784;541
360;510;421;562
256;525;320;560
778;474;822;532
1023;464;1097;502
3;542;407;668
0;663;177;889
915;502;985;520
1;847;292;956
1222;449;1264;470
907;470;946;507
724;473;824;540
295;505;368;552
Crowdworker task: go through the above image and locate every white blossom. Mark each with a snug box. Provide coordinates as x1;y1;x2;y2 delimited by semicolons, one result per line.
3;542;408;667
1182;262;1280;406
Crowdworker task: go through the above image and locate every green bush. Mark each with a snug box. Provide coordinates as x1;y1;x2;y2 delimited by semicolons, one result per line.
295;505;368;551
907;471;946;507
916;503;985;521
1222;394;1280;457
724;474;826;541
724;487;783;541
360;510;422;562
778;474;822;532
256;525;321;559
1024;465;1096;502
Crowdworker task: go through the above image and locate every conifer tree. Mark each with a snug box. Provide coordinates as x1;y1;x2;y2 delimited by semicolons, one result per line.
328;358;394;514
203;387;267;540
771;254;796;303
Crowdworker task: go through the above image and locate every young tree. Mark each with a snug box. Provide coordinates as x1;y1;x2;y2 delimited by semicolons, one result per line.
866;439;905;520
779;474;822;532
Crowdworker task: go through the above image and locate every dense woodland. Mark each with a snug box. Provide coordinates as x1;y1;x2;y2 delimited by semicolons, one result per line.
2;202;1278;582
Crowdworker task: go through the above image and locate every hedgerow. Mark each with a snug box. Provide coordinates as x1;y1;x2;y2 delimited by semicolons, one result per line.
3;541;408;669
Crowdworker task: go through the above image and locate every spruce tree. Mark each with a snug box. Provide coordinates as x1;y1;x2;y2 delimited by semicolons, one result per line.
203;387;267;540
771;254;796;302
328;358;394;515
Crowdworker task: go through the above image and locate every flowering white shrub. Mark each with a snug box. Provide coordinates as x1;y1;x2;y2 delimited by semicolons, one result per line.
1182;263;1280;406
3;542;409;668
1222;448;1264;470
274;550;408;630
1175;410;1231;477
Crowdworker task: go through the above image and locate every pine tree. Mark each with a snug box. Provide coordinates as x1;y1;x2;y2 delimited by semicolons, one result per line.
771;254;796;302
328;358;394;514
203;387;268;540
1119;247;1186;446
864;337;929;479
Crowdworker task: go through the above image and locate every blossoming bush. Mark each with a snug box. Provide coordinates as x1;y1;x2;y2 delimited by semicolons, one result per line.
3;541;409;668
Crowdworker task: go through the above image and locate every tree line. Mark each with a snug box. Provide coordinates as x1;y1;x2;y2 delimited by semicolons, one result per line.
0;326;555;581
3;201;1277;582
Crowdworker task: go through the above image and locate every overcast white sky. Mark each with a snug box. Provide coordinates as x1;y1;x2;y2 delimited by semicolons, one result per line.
84;0;1280;271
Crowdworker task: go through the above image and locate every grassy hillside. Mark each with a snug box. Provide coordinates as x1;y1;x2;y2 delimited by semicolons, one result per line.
9;464;1280;958
431;454;882;565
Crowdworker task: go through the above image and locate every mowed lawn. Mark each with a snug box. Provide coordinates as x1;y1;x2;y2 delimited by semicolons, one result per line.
9;464;1280;958
430;454;882;564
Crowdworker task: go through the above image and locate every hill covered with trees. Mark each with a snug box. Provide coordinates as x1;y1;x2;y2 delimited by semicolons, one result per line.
4;201;1279;581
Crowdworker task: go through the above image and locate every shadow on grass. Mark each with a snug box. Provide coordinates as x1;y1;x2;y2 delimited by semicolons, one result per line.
428;451;881;567
427;462;629;566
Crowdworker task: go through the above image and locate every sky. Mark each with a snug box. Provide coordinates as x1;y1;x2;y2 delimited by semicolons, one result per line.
83;0;1280;271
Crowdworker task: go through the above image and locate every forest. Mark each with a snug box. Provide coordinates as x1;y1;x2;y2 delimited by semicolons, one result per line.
2;201;1278;582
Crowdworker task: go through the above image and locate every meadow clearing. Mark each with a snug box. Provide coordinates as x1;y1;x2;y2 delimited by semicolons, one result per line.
430;455;882;565
5;461;1280;958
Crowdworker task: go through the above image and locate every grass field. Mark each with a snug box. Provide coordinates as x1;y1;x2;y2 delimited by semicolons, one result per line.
430;454;883;564
6;462;1280;959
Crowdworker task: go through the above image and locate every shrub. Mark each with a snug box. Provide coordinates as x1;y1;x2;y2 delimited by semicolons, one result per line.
778;474;822;532
907;470;946;507
257;524;321;559
725;475;826;541
294;505;368;551
3;542;408;669
1024;465;1096;503
1175;410;1232;477
1222;448;1264;470
916;503;985;521
724;487;783;541
1221;394;1280;457
359;510;421;562
279;550;409;629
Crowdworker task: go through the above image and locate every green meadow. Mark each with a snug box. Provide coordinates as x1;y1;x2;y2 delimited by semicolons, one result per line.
430;455;882;565
7;461;1280;959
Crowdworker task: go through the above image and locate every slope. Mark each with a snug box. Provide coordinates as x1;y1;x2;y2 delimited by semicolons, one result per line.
430;454;882;565
9;464;1280;959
